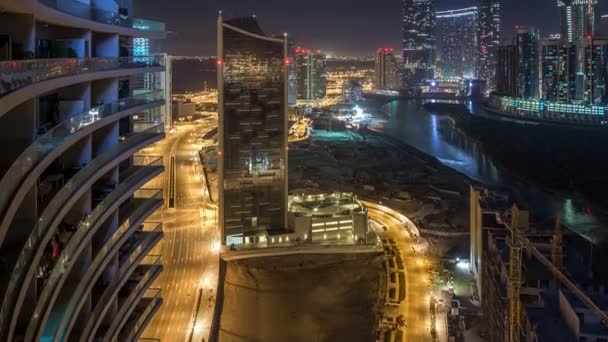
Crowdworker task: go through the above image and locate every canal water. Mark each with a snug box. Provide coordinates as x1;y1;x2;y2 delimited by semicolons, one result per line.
371;100;608;244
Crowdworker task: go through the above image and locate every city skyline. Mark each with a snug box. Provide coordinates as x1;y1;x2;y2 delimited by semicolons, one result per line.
137;0;608;57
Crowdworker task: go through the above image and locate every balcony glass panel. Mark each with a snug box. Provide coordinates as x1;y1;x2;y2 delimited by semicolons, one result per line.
0;55;164;97
0;90;164;232
38;0;165;32
0;124;164;340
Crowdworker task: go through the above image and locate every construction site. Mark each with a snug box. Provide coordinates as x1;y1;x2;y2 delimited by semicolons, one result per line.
470;186;608;342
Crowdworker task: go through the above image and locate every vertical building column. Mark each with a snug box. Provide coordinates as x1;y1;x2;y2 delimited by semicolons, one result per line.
217;14;225;243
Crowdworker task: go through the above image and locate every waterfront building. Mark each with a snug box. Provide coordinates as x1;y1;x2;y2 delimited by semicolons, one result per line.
436;7;479;79
0;0;167;340
295;48;327;101
540;37;608;106
516;27;540;99
375;48;401;91
217;15;289;244
495;44;517;97
584;38;608;105
559;0;598;102
478;0;501;91
403;0;436;87
541;39;577;103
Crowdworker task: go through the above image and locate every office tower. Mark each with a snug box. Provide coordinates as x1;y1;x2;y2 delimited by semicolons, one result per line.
375;48;401;91
516;27;540;99
436;7;479;79
217;15;288;244
478;0;501;91
295;48;327;100
495;45;517;97
0;0;167;341
403;0;436;86
541;39;577;103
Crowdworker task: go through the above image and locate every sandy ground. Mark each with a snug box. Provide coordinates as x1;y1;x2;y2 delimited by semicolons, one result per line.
217;253;386;342
289;129;469;234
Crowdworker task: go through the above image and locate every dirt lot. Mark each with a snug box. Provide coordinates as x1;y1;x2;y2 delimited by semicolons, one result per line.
217;253;386;342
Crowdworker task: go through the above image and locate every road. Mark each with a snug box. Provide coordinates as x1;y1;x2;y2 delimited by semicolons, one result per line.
368;207;433;342
141;121;219;342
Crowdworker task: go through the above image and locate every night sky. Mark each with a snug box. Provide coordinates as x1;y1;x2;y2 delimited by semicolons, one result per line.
135;0;608;57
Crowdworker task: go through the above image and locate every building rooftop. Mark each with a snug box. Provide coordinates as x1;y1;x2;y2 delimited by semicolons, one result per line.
288;192;366;218
224;16;265;35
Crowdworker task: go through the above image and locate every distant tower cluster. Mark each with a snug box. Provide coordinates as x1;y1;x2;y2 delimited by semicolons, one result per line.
402;0;436;87
436;7;479;79
494;0;607;106
295;48;327;101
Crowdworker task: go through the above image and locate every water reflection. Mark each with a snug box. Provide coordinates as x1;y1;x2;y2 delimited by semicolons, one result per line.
375;100;608;244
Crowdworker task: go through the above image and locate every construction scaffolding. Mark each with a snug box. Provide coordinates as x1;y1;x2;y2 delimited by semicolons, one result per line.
495;208;608;342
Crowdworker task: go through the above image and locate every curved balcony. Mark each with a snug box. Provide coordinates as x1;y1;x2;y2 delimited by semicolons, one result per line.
0;0;165;39
0;124;164;342
80;255;163;341
103;272;163;340
50;219;162;341
25;157;163;341
0;55;165;115
116;289;163;342
0;90;164;247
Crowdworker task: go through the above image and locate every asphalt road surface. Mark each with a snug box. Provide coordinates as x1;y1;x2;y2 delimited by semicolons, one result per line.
141;121;219;341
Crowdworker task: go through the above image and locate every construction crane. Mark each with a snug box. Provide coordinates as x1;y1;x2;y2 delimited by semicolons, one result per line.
508;207;522;342
551;213;563;289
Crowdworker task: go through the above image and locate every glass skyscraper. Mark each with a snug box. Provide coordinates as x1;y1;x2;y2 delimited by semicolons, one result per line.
478;0;501;91
295;48;327;100
217;15;288;244
436;7;479;79
403;0;436;86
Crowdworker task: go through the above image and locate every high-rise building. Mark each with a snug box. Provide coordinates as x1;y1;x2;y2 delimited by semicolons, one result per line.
516;27;540;99
287;40;298;106
403;0;436;86
375;48;401;91
217;15;288;244
478;0;501;91
584;38;608;104
0;0;167;340
559;0;597;45
295;48;327;100
436;7;479;79
558;0;598;102
541;38;577;103
495;45;517;97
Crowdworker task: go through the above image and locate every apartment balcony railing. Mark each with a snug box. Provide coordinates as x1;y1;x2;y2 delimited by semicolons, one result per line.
117;289;163;342
0;124;164;342
25;157;164;341
0;55;164;98
53;217;162;341
0;90;164;246
82;255;163;340
104;269;162;340
38;0;165;32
